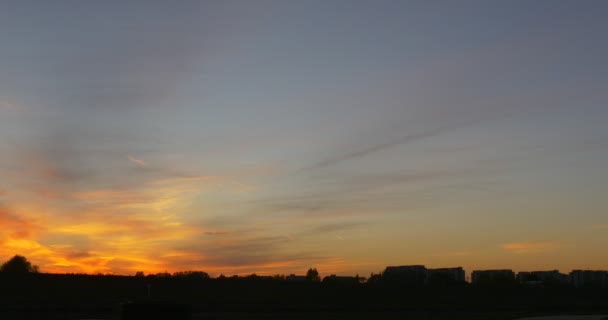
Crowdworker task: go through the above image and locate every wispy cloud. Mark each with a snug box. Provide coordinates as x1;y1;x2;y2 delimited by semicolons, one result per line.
310;221;371;234
39;2;207;112
127;155;147;167
0;206;42;239
500;241;562;254
429;251;474;258
170;231;326;275
591;224;608;230
298;128;446;172
297;113;504;172
203;231;232;236
0;156;246;274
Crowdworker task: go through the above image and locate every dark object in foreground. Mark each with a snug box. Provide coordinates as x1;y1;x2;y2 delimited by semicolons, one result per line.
118;300;191;320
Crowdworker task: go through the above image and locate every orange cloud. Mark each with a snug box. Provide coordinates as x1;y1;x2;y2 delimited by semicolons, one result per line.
30;174;244;274
0;206;41;239
500;241;562;254
0;158;289;275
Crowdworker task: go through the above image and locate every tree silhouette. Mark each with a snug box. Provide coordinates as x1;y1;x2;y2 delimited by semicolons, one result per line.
172;271;210;280
0;255;39;273
306;268;320;282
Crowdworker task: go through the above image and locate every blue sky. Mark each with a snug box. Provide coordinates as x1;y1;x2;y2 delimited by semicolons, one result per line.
0;0;607;275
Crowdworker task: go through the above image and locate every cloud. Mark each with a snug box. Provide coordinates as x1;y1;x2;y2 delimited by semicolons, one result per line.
30;214;204;274
160;226;335;276
429;251;474;258
203;231;231;236
500;241;562;254
148;215;377;276
296;110;508;173
0;206;41;239
1;138;258;274
591;224;608;230
234;162;503;227
0;149;245;274
298;128;447;172
310;221;371;234
0;101;17;110
36;2;207;112
127;155;147;167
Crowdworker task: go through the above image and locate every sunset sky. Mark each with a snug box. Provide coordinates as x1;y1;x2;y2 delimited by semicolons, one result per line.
0;0;607;277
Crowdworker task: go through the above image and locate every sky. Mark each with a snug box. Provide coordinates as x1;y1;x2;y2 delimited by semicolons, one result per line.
0;0;607;277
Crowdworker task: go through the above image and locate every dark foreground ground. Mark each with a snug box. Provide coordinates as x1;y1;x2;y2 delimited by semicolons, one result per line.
1;310;606;320
1;273;607;319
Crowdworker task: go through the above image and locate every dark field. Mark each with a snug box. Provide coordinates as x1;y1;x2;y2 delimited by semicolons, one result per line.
1;273;607;320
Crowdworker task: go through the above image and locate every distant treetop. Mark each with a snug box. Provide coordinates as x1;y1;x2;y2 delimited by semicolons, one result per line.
306;268;320;282
0;255;39;273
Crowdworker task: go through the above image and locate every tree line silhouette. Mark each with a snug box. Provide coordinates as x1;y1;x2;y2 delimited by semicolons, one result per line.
1;255;607;320
1;255;605;289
